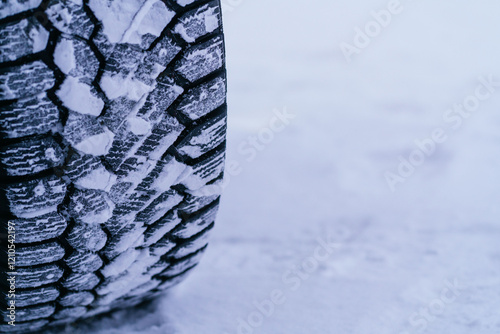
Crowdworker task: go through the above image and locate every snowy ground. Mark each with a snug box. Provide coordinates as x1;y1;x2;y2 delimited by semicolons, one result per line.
61;1;500;333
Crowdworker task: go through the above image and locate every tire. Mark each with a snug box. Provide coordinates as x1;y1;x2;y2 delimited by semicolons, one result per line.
0;0;226;332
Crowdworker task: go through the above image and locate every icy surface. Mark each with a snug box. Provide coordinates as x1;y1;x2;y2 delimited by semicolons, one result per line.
62;1;500;334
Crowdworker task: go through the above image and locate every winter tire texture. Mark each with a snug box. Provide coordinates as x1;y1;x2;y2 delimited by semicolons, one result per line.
0;0;226;332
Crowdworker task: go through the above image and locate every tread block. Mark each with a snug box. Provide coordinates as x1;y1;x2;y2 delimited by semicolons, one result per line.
170;227;210;259
177;75;225;120
54;36;100;83
170;204;217;239
0;0;42;20
99;45;153;101
0;93;59;139
133;114;185;161
108;181;135;203
134;156;187;195
68;188;113;225
1;304;55;323
181;149;225;190
100;97;136;134
15;242;65;267
103;129;141;170
5;175;66;218
144;210;181;247
158;250;204;278
147;259;169;276
174;1;221;43
109;192;153;218
56;77;105;117
134;189;183;226
67;222;107;252
103;44;144;78
103;98;184;172
178;193;219;215
175;35;224;82
176;112;226;158
110;156;186;210
65;251;103;273
0;17;49;63
102;222;145;260
10;212;67;244
136;76;183;122
59;291;94;307
65;151;100;180
45;0;95;39
0;61;55;100
92;26;115;59
149;236;176;258
100;248;140;278
88;0;174;49
63;112;114;156
104;206;139;235
0;137;65;176
8;286;59;308
135;37;181;86
131;156;174;196
62;272;100;291
64;151;116;191
16;264;64;289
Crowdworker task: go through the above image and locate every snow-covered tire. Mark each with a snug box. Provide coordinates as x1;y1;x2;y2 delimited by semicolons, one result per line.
0;0;226;332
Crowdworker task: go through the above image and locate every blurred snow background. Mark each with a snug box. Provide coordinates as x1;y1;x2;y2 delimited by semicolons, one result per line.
62;0;500;333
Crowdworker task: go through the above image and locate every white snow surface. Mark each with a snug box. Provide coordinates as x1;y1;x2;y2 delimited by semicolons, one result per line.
28;20;50;53
101;249;141;278
152;158;189;192
76;194;114;225
127;116;152;136
74;128;114;156
176;0;195;7
88;0;174;45
59;1;500;333
54;38;76;75
57;77;104;116
100;73;153;101
74;166;117;192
